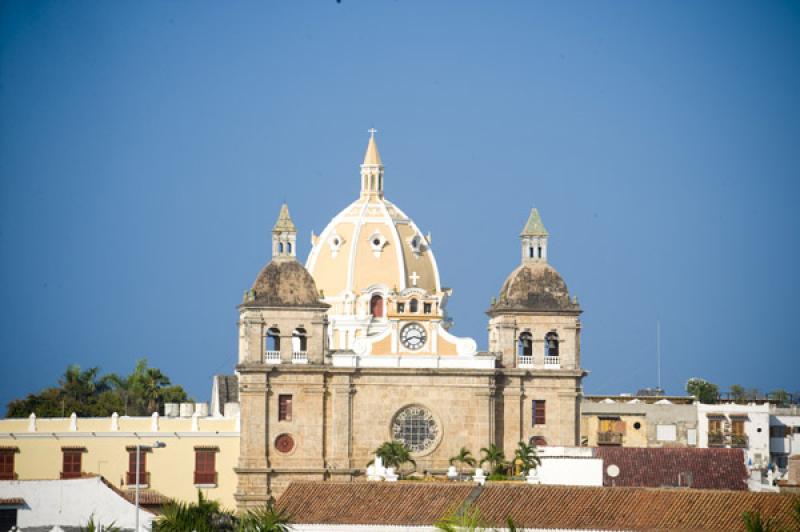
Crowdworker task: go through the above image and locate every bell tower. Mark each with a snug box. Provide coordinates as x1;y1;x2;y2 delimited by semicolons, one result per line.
521;208;548;263
360;128;384;199
272;203;297;259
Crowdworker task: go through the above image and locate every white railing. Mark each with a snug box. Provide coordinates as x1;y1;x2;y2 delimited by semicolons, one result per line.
292;351;308;364
264;350;281;364
544;356;560;368
518;355;534;367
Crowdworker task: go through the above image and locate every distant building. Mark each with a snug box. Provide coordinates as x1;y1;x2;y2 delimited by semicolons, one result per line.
697;402;770;469
581;395;698;448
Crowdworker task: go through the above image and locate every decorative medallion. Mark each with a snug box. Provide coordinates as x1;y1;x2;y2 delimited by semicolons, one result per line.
275;433;295;453
391;405;439;453
400;322;427;350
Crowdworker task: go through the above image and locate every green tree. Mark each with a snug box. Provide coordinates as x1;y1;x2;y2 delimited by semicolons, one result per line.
730;384;747;402
742;510;778;532
155;491;234;532
513;441;541;475
686;378;719;404
369;440;417;477
236;499;292;532
770;389;791;406
479;443;507;476
449;447;477;478
435;504;489;532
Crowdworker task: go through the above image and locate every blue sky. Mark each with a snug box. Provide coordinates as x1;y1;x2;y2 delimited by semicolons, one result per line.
1;1;799;411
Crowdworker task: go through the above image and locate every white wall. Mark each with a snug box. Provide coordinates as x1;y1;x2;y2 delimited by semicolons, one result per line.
697;403;770;468
0;477;155;530
536;457;604;486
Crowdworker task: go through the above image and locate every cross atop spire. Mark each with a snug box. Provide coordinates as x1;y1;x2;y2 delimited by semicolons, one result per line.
368;127;378;137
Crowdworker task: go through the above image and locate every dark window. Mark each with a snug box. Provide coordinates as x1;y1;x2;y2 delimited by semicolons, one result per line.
292;328;307;351
396;302;405;313
265;328;280;351
126;449;148;485
61;449;83;479
286;242;292;254
278;242;284;253
409;299;418;313
370;295;384;318
532;400;546;425
423;303;432;314
0;449;16;480
770;426;788;438
194;449;217;485
372;238;381;246
538;246;542;258
518;332;533;357
279;394;292;421
545;332;559;357
529;247;534;258
0;509;17;532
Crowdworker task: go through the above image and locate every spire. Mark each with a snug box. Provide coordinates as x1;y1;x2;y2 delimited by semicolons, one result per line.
520;208;549;263
363;128;382;165
272;203;297;259
273;203;297;233
521;208;549;237
360;128;385;199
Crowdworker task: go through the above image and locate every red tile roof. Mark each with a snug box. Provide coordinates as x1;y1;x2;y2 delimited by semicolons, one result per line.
277;481;800;531
277;482;474;526
475;484;799;531
594;447;749;490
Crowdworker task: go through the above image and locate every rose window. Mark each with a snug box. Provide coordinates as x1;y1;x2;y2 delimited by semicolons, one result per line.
391;405;439;453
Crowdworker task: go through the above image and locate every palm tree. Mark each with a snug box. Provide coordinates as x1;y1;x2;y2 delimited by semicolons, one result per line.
449;447;477;478
155;491;233;532
479;443;507;476
369;440;417;477
236;499;292;531
513;441;541;476
742;511;776;532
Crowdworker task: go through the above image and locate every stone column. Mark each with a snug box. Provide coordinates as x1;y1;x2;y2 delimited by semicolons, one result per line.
329;378;353;470
475;381;497;449
309;314;327;364
502;380;524;452
495;320;517;368
280;329;293;364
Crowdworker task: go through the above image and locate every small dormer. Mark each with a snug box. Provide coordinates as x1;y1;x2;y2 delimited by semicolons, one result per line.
521;208;548;263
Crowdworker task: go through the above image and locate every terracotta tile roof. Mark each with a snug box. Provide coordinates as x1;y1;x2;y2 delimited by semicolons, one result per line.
277;481;474;525
594;447;749;490
98;476;169;509
474;484;800;531
277;482;800;531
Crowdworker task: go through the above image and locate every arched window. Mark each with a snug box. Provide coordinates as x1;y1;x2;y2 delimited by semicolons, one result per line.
292;328;307;352
529;247;534;258
537;246;543;258
530;436;548;447
545;332;559;358
518;332;533;357
278;242;284;253
265;328;281;352
370;294;384;318
286;242;292;254
409;298;419;313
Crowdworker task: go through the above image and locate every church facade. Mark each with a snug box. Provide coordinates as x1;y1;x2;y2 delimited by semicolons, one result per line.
235;132;586;508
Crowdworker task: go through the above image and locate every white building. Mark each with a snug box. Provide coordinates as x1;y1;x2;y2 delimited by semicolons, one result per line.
697;402;770;469
769;405;800;471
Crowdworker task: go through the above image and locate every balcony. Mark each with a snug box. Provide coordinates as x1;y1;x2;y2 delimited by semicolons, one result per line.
292;351;308;364
194;471;218;486
264;350;280;364
597;431;623;445
126;471;150;486
518;355;533;367
708;432;725;447
544;356;560;368
730;434;749;448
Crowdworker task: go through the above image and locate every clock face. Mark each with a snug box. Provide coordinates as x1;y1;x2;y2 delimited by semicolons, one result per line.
400;322;427;350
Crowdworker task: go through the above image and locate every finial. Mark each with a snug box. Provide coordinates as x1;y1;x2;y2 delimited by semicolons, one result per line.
368;127;378;138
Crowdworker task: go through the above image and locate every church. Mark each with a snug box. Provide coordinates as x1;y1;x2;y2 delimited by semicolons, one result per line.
235;131;586;507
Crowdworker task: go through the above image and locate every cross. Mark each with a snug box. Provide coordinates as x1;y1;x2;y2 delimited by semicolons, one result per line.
409;271;420;286
368;127;378;138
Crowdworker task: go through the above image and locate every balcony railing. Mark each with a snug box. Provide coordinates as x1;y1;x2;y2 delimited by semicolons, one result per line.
730;434;749;448
518;355;533;367
126;471;150;486
292;351;308;364
264;350;281;364
708;432;725;447
597;431;623;445
544;356;560;368
194;471;218;486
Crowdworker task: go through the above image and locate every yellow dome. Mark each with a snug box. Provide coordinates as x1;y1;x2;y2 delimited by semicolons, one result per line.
305;194;441;297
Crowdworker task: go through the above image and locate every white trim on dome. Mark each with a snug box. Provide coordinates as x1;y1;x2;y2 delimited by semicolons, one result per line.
377;198;407;291
386;202;442;293
346;200;371;292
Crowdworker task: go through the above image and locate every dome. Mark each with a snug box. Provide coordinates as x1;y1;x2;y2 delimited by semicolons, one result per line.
243;259;329;308
491;262;580;313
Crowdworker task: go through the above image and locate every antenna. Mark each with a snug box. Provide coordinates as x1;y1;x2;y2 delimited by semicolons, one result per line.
657;320;662;391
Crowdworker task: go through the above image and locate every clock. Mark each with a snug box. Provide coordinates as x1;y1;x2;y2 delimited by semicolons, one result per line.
400;322;427;350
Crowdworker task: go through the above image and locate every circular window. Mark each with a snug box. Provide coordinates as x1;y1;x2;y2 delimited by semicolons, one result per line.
333;238;340;246
633;422;641;430
391;405;439;454
372;238;381;246
275;433;295;453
